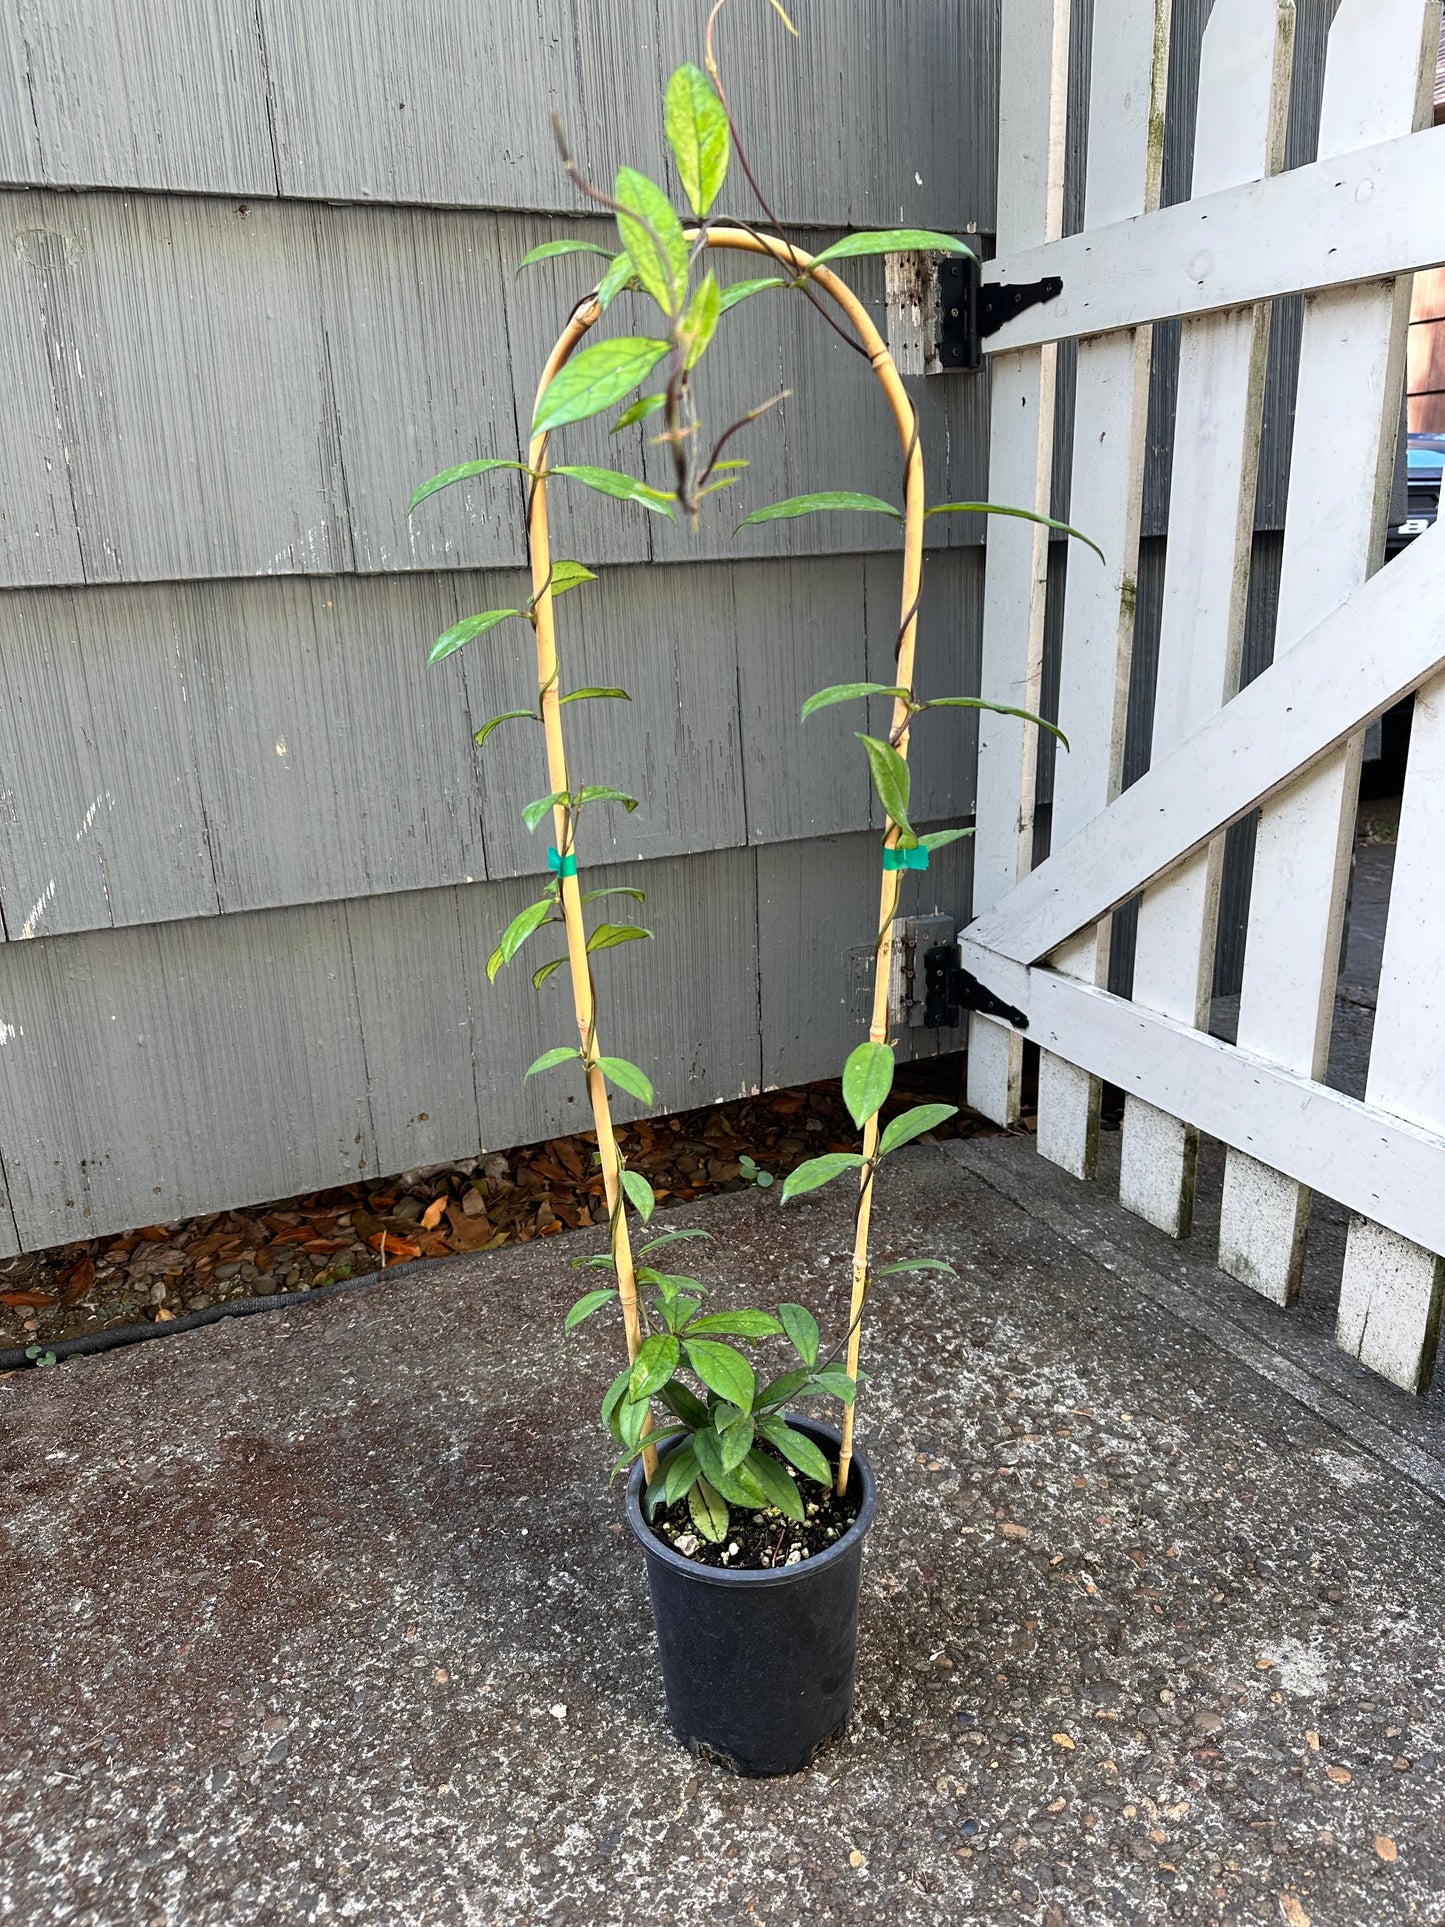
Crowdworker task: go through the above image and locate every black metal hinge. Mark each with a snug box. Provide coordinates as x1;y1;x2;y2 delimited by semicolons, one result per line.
936;256;1064;373
923;945;1029;1031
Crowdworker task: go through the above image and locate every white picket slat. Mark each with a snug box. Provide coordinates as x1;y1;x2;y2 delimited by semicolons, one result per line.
1119;0;1295;1238
1218;0;1440;1307
957;936;1445;1261
966;521;1445;968
966;0;1072;1127
1335;669;1445;1389
1036;0;1169;1181
980;119;1445;351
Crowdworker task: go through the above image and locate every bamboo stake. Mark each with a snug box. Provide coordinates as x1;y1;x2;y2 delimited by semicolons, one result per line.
529;232;926;1503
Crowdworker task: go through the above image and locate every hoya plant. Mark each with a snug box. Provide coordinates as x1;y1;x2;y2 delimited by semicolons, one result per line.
408;0;1088;1553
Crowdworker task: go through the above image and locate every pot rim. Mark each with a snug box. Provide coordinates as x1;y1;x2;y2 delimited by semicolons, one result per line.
623;1413;878;1590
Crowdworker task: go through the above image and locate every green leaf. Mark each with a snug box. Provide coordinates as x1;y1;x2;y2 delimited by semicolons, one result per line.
620;1169;656;1221
920;693;1068;749
533;338;671;436
554;465;676;516
856;733;913;838
800;681;909;722
659;1378;709;1428
408;458;533;515
524;1044;581;1078
875;1257;958;1277
712;1400;746;1431
602;1363;632;1441
719;276;787;312
719;1412;755;1473
925;501;1104;565
680;271;722;370
878;1102;958;1155
662;1440;701;1506
808;1369;857;1405
518;238;615;270
596;250;639;311
474;707;535;748
689;1475;730;1542
611;1428;688;1479
630;1333;681;1401
662;1293;703;1332
493;900;555;976
665;61;730;217
580;885;645;906
918;828;973;853
535;558;597;601
565;1286;616;1330
640;1228;711;1257
683;1339;756;1412
561;687;631;709
586;923;654;954
612;393;666;433
531;957;567;989
780;1152;864;1203
843;1039;895;1129
810;228;973;266
743;1448;805;1521
614;166;689;314
756;1366;811;1409
617;1392;651;1450
428;608;522;665
737;490;901;529
643;1457;670;1520
757;1416;833;1487
599;1056;654;1105
575;786;640;812
522;791;568;834
684;1309;785;1339
777;1303;819;1368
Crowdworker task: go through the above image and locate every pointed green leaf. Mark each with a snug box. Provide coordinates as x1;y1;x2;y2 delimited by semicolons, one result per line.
630;1333;681;1401
719;276;787;312
574;785;640;811
534;559;597;602
918;828;973;852
665;61;730;217
494;899;555;971
614;166;688;314
601;1362;632;1441
428;608;522;665
659;1378;709;1428
810;228;973;266
474;707;536;748
596;249;639;311
875;1257;958;1277
639;1227;711;1257
779;1152;864;1202
663;1440;701;1505
612;393;666;433
807;1369;856;1405
643;1456;671;1520
756;1367;811;1410
560;686;632;706
521;791;568;834
878;1102;958;1155
565;1287;617;1330
518;238;615;270
688;1475;730;1542
683;1339;756;1412
924;501;1104;565
532;338;671;436
586;922;654;953
617;1392;651;1450
843;1039;895;1129
524;1044;581;1078
661;1293;703;1332
719;1412;755;1473
620;1169;656;1221
554;465;677;516
680;271;721;370
737;491;901;529
684;1310;784;1339
757;1416;833;1487
777;1303;819;1368
856;733;913;837
580;885;646;906
742;1448;804;1521
408;458;534;515
920;693;1068;748
599;1056;655;1105
800;681;909;722
530;957;567;989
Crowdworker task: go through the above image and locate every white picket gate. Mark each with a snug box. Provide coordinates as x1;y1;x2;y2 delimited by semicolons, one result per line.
961;0;1445;1393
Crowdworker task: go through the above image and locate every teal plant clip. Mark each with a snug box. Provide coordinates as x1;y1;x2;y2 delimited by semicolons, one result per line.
548;846;579;879
882;845;929;872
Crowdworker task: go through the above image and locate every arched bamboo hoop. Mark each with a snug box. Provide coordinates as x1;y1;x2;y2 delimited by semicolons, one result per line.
527;227;926;1498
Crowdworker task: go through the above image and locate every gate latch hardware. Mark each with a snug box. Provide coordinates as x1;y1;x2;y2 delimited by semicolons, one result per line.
935;256;1064;373
923;944;1029;1031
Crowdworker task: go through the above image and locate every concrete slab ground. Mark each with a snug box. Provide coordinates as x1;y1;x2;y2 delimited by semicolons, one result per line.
4;1137;1445;1927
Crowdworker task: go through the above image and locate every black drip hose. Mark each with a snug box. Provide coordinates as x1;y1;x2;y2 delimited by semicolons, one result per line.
0;1265;410;1371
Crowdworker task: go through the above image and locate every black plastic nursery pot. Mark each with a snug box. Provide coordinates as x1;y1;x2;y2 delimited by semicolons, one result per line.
624;1416;878;1777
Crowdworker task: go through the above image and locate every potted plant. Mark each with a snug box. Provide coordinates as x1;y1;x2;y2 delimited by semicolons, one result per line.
408;0;1085;1776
